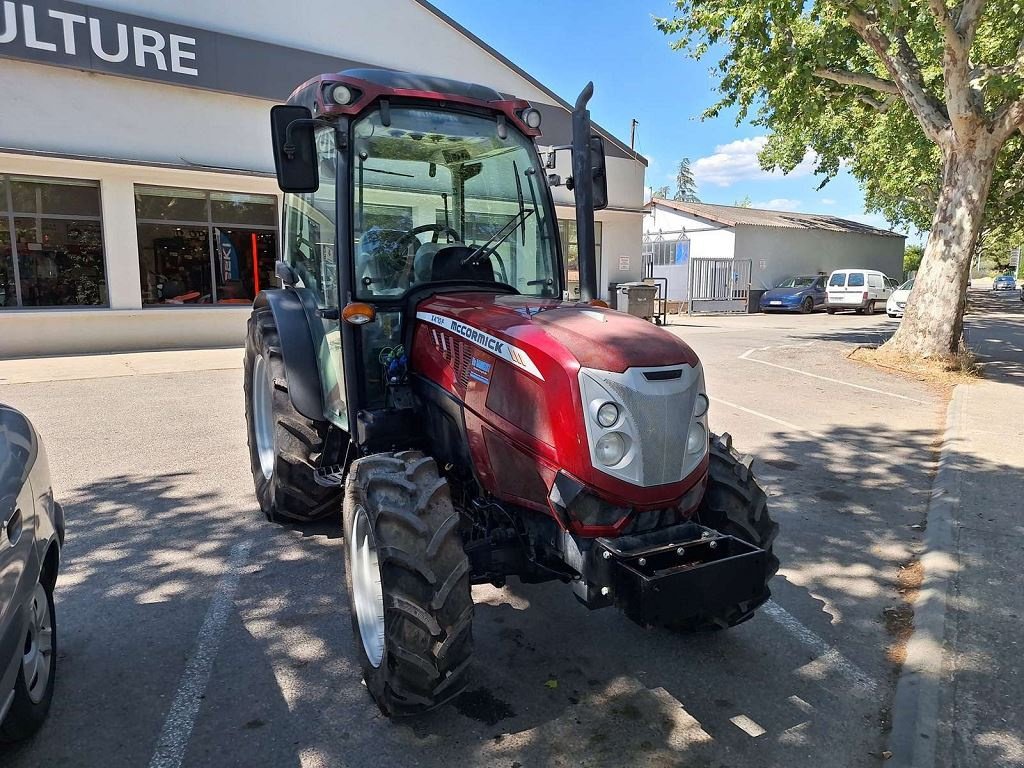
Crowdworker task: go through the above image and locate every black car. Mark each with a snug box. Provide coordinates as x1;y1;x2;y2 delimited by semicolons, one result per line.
0;404;63;742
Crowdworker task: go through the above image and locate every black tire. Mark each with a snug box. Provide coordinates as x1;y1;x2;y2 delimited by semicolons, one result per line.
0;580;56;742
826;307;836;315
863;299;875;315
666;432;779;632
342;451;473;716
800;296;814;314
244;307;340;523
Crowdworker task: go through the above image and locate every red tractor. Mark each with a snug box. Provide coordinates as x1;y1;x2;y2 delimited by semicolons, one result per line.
244;68;778;715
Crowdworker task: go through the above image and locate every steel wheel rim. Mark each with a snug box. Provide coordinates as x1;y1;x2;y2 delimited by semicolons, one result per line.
350;505;386;668
252;355;275;480
22;582;53;705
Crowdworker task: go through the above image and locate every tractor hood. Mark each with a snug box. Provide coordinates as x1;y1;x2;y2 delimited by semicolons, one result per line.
414;292;699;375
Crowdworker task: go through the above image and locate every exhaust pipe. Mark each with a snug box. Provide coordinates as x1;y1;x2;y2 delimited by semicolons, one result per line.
572;82;598;303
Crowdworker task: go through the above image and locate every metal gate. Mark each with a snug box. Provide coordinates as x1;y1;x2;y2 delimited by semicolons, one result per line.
688;258;751;314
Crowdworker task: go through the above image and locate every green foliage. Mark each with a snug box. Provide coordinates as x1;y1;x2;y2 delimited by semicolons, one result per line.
673;158;700;201
653;185;671;199
734;195;753;207
654;0;1024;232
904;243;924;274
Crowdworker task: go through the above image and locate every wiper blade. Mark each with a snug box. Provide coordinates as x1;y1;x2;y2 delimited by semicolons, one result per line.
461;208;534;266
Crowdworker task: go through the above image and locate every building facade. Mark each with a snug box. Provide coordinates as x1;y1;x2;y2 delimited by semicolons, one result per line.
0;0;647;357
644;199;905;304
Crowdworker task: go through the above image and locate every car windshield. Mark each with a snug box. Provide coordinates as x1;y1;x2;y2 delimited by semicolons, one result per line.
899;278;915;290
777;276;815;288
351;107;559;299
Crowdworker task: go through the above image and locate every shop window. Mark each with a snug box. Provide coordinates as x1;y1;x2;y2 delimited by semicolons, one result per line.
135;186;278;305
0;175;107;308
558;219;602;289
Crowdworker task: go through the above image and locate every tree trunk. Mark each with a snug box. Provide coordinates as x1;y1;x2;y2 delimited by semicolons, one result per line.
883;139;997;360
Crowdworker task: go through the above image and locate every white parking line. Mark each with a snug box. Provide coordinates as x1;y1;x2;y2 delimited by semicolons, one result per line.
149;540;253;768
709;395;813;435
739;346;930;404
762;600;878;695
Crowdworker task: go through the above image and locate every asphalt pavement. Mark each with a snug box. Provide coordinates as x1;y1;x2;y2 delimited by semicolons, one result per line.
0;304;961;768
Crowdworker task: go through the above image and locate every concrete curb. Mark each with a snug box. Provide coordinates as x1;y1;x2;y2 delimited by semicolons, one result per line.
887;384;965;767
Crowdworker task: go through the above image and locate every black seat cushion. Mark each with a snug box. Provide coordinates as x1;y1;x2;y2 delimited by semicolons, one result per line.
430;245;494;283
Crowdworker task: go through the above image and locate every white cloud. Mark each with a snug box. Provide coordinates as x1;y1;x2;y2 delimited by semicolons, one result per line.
820;198;837;205
691;136;817;188
752;198;802;211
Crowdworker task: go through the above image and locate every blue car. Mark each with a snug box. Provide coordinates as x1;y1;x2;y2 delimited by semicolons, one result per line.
759;275;827;313
993;274;1017;291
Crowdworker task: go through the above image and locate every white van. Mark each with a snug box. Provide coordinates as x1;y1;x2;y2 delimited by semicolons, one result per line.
826;269;897;314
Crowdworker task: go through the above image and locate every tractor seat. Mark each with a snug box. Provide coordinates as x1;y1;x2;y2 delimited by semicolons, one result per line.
428;245;495;283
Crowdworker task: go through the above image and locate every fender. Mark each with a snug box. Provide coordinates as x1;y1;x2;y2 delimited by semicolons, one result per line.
252;288;326;423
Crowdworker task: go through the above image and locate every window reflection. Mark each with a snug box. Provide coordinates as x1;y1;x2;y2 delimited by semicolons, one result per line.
135;186;278;306
1;175;107;309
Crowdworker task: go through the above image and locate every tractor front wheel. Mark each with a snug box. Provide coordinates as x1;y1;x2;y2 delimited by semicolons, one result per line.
342;452;473;716
665;432;779;632
243;308;340;523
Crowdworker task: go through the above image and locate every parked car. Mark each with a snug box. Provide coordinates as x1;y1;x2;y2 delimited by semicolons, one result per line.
886;278;915;318
993;274;1017;291
1;404;62;742
826;269;895;314
759;275;827;313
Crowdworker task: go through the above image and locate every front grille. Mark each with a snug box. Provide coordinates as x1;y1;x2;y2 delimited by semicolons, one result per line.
580;365;702;487
602;378;695;485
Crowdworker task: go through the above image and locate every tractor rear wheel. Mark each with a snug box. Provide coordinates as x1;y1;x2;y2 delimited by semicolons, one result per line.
666;432;779;632
244;308;340;523
342;451;473;716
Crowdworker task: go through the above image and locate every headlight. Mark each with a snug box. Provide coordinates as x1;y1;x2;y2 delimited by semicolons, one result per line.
693;393;709;418
686;422;707;454
595;432;627;466
596;402;619;428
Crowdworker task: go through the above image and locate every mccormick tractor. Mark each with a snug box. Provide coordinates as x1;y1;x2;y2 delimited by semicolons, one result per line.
244;68;778;715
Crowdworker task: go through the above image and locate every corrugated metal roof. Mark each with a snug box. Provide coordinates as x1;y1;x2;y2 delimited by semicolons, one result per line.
647;198;904;238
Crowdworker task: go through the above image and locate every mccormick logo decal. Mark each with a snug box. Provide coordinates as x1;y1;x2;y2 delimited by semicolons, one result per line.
416;311;544;380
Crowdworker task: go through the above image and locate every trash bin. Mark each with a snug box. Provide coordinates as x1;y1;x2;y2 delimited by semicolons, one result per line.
748;289;767;313
607;282;620;310
617;282;658;320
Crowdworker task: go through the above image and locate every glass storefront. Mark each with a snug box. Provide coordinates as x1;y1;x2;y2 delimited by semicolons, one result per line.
0;175;107;308
136;186;278;305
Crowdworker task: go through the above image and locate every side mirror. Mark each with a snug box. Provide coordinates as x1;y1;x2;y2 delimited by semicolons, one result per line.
589;134;608;211
270;105;319;193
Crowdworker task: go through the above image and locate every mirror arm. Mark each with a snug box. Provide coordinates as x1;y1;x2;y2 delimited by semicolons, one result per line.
283;118;332;159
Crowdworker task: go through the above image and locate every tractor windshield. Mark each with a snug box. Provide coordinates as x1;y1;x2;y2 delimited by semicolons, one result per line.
352;106;560;300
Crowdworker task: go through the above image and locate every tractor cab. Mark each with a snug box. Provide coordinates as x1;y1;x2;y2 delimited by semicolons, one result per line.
266;68;605;434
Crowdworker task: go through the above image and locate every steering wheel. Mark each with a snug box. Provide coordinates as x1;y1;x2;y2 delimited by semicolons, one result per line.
396;223;462;250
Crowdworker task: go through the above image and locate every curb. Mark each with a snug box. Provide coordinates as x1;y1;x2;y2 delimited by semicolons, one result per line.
887;384;965;767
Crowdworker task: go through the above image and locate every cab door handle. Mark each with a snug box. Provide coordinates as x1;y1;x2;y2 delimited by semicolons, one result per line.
3;508;22;547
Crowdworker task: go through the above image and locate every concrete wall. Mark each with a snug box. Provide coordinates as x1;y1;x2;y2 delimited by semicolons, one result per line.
735;225;906;290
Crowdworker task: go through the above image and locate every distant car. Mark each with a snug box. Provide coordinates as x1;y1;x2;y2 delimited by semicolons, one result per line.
826;268;895;314
993;274;1017;291
759;275;827;313
886;278;915;318
1;404;63;742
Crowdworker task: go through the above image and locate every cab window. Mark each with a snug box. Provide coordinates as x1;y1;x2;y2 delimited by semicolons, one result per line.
848;273;865;287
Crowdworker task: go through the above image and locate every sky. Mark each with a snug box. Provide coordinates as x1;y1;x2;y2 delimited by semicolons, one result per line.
429;0;908;237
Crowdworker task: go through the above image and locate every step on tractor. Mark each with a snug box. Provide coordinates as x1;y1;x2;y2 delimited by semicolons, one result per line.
244;68;778;716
